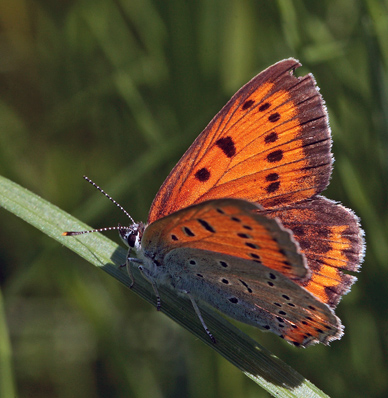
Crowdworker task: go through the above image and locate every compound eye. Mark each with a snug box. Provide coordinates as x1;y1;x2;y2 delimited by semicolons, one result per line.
119;227;136;248
126;232;137;248
119;223;144;248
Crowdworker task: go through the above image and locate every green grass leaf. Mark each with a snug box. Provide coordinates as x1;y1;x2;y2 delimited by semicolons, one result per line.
0;174;330;398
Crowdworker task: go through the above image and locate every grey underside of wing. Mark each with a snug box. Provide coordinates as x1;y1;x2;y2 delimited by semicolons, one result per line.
163;247;339;333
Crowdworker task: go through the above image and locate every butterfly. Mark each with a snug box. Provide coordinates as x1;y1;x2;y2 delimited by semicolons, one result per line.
64;58;364;347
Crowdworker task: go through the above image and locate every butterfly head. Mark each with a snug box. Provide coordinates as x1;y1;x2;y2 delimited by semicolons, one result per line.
63;176;145;253
118;222;145;251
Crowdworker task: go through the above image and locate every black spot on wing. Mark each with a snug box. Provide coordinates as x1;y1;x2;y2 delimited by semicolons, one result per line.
249;252;261;260
242;99;255;110
266;173;279;181
195;168;210;181
215;136;236;158
246;242;260;249
264;131;278;144
239;279;253;293
259;102;271;112
197;218;216;233
268;112;281;123
267;150;283;163
266;181;280;193
237;233;251;239
183;227;195;237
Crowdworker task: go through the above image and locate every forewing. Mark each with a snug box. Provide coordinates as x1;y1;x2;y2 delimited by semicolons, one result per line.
148;58;332;224
142;198;308;281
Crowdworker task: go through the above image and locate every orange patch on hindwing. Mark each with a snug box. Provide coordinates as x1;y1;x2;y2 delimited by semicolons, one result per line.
266;196;363;309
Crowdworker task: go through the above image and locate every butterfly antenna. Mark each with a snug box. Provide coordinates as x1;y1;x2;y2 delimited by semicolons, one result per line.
62;176;135;237
82;176;135;223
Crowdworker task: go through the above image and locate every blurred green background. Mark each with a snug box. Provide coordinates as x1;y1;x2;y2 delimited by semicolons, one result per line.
0;0;387;397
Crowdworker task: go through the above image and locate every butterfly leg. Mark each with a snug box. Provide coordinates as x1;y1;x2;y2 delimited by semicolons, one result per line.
138;265;162;311
124;251;143;288
184;291;216;344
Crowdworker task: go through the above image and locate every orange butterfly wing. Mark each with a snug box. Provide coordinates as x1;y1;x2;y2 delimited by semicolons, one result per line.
148;58;331;224
265;196;364;308
143;199;307;281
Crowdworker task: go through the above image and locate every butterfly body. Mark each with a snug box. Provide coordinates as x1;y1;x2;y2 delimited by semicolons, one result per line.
66;58;364;348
